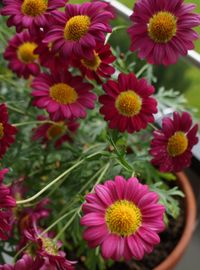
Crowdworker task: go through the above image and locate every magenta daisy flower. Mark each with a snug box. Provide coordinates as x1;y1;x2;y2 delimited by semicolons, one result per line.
23;227;76;270
150;112;198;172
32;115;79;148
0;104;17;159
32;70;96;121
0;168;16;240
128;0;200;65
0;254;44;270
81;176;165;260
91;0;117;19
43;2;113;59
4;31;40;79
99;73;157;133
1;0;66;32
35;41;68;72
72;42;116;84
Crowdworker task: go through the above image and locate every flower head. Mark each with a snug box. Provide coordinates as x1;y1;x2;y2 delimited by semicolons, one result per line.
81;176;165;260
32;115;79;148
0;104;17;159
43;2;113;59
0;254;44;270
32;70;96;121
128;0;200;65
72;43;115;84
0;168;16;240
91;0;117;18
150;112;199;172
1;0;66;32
99;73;157;133
22;227;76;270
4;31;40;78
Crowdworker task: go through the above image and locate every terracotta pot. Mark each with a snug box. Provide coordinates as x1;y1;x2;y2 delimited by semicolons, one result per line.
154;172;197;270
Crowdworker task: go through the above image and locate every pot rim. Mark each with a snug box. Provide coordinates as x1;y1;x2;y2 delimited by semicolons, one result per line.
154;172;197;270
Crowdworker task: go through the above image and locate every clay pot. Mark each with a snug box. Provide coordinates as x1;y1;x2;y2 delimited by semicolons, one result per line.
154;172;197;270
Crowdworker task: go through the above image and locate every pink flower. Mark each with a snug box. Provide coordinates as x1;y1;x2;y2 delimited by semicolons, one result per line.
1;0;66;32
0;254;44;270
22;227;76;270
91;0;117;19
150;112;198;172
32;115;79;148
72;42;116;84
128;0;200;65
31;70;96;121
43;2;113;59
4;31;40;79
34;28;69;71
81;176;165;260
0;168;16;240
17;198;51;251
18;198;50;233
0;104;17;159
99;73;157;133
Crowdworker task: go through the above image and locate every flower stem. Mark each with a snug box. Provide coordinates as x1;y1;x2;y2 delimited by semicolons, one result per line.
16;152;102;205
54;162;110;240
13;120;55;127
16;160;85;205
40;208;78;236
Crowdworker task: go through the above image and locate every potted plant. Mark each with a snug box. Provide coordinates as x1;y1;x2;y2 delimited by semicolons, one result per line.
0;0;199;269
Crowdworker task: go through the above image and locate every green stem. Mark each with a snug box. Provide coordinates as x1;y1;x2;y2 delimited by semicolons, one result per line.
40;208;77;236
16;152;102;205
149;123;158;130
16;159;85;205
136;64;149;78
6;104;28;115
54;162;110;240
54;208;81;241
13;120;55;127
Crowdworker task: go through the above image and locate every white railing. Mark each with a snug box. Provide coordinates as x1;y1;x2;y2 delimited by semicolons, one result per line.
106;0;200;161
106;0;200;68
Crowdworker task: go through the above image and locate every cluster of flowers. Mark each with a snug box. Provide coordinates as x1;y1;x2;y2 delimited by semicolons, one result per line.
0;0;199;268
0;169;76;269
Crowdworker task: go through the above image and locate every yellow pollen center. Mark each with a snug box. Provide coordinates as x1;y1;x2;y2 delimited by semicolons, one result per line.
47;122;65;140
41;237;58;255
167;131;188;157
17;42;38;64
64;15;91;41
115;90;142;117
50;83;78;105
105;200;142;236
0;123;4;139
81;52;101;71
148;11;177;43
21;0;47;17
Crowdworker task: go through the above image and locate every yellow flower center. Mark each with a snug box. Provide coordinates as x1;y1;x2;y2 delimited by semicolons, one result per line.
0;123;4;139
64;15;91;41
21;0;47;17
17;42;38;64
115;90;142;117
81;52;101;71
47;122;65;140
41;237;58;255
105;200;142;236
148;11;177;43
167;131;188;157
50;83;78;104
